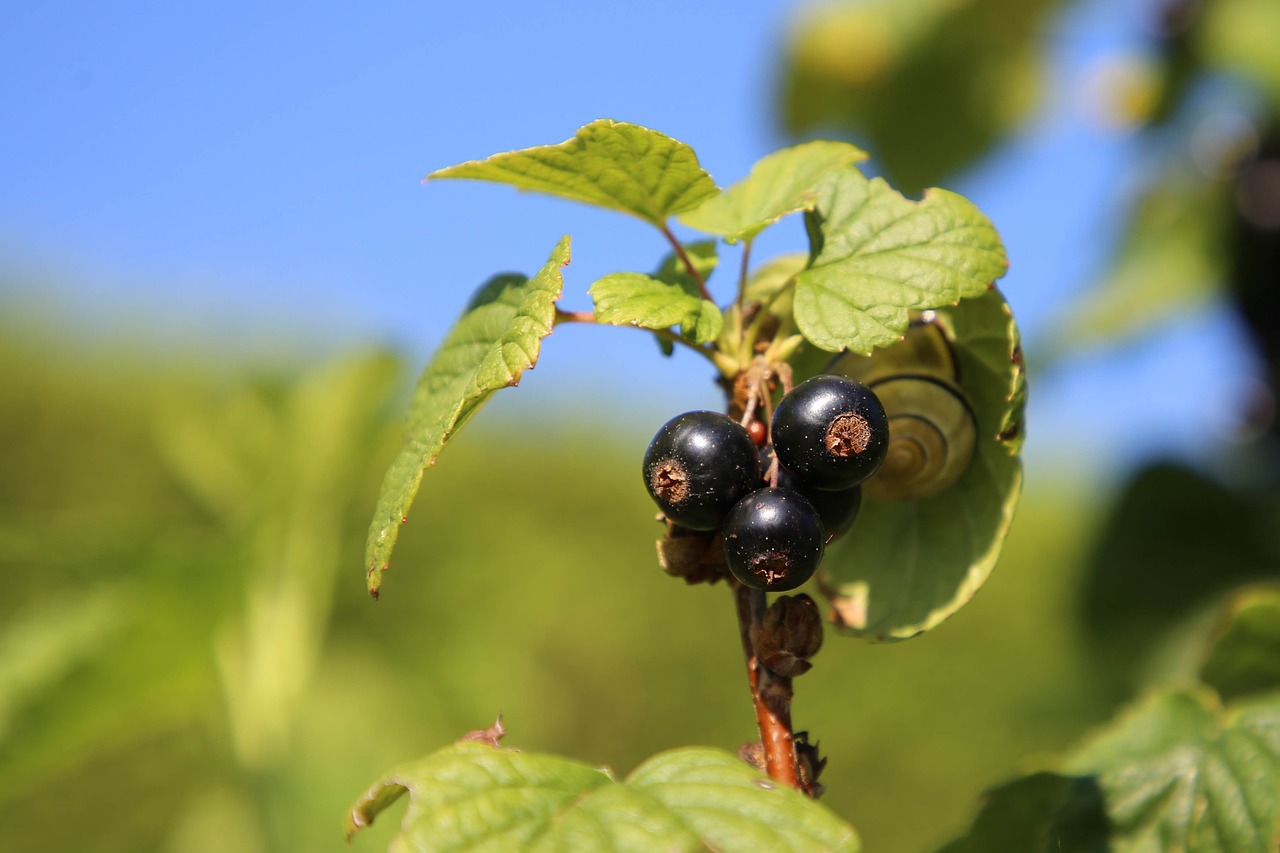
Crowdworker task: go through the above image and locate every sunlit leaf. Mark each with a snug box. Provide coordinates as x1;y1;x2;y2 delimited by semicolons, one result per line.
820;287;1024;641
745;252;809;307
679;141;867;243
655;240;718;294
428;120;717;227
364;238;569;596
346;742;859;852
794;170;1008;354
589;273;722;344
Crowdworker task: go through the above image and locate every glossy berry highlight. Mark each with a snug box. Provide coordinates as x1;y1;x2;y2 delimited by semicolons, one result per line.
722;487;825;591
643;411;761;531
772;374;889;490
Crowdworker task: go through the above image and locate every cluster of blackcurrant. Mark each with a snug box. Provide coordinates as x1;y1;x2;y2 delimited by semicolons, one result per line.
643;375;890;591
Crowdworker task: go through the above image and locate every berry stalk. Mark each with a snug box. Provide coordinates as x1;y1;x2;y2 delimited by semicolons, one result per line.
734;580;805;793
726;365;806;793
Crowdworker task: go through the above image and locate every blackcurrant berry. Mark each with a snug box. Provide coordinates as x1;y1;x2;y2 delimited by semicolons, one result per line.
722;487;825;591
772;374;889;490
778;470;862;544
643;411;761;531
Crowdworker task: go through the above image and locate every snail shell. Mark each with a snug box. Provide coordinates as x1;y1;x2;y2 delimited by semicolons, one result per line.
827;315;977;502
862;373;976;501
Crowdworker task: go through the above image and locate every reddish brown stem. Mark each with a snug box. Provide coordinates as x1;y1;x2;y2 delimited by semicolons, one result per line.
734;583;801;791
661;224;712;301
554;307;714;360
759;372;777;488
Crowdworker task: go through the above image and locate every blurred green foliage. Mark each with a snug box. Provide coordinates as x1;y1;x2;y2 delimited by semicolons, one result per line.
0;316;1115;852
781;2;1280;847
781;0;1280;363
7;2;1280;850
779;0;1066;195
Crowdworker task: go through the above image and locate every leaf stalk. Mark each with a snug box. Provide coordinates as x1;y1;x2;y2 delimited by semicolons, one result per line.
553;308;731;369
661;223;713;301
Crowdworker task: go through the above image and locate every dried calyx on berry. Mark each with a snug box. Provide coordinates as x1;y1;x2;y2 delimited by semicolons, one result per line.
722;487;824;591
643;411;760;531
772;375;889;491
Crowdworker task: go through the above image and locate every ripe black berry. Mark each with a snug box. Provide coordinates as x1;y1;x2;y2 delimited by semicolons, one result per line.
722;487;825;591
778;470;862;544
772;374;889;490
643;411;760;531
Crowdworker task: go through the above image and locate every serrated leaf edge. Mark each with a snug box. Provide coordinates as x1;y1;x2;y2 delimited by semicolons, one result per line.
364;237;570;596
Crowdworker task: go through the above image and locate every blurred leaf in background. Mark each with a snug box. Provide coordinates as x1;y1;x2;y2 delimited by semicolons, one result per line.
1051;0;1280;359
779;0;1068;195
0;310;1116;852
1052;169;1228;350
1078;462;1280;686
778;0;1280;848
0;320;407;851
6;0;1280;850
1200;584;1280;702
943;587;1280;851
780;0;1280;372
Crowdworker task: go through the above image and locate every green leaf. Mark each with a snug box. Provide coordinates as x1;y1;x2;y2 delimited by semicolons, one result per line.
655;239;718;293
1061;688;1280;852
819;287;1024;641
0;590;124;742
745;252;809;307
679;141;868;243
428;120;718;228
1050;172;1226;354
640;241;718;356
794;170;1008;354
943;690;1280;852
778;0;1066;194
1201;586;1280;703
1078;463;1280;668
589;273;722;345
346;742;859;852
364;237;569;596
936;772;1108;853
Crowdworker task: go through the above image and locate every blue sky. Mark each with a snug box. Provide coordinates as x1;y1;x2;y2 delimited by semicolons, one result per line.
0;0;1258;477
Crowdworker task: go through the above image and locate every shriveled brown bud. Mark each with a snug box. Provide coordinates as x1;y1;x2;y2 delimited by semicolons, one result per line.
656;521;726;585
749;594;824;676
